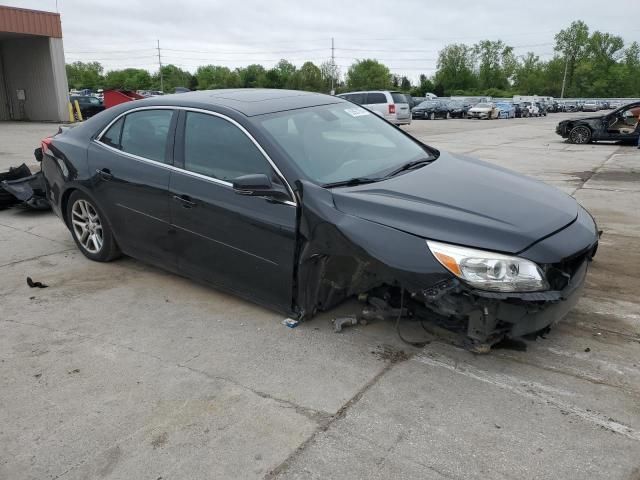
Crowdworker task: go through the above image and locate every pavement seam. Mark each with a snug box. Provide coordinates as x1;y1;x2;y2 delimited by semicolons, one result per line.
263;355;409;479
570;147;624;196
0;219;72;247
0;247;76;270
414;352;640;442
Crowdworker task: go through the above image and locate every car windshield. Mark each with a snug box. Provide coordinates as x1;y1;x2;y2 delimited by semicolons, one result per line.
476;103;491;108
418;101;438;108
258;103;436;185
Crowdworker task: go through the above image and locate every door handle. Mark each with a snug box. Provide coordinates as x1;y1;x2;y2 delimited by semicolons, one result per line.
173;194;197;208
96;168;113;180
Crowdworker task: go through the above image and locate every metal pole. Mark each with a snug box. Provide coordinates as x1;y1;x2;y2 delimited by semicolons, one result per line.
560;54;569;99
157;40;164;93
330;37;335;95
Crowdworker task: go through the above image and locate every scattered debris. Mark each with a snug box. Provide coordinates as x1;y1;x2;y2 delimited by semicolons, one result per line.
34;373;42;379
282;318;299;328
332;315;358;333
0;163;31;209
68;368;80;374
585;347;591;353
0;151;51;210
371;344;410;363
27;277;48;289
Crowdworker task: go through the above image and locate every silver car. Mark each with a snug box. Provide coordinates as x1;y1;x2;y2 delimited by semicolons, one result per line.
337;90;412;125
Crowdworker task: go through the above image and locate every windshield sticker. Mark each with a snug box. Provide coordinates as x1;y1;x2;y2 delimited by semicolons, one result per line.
344;108;370;117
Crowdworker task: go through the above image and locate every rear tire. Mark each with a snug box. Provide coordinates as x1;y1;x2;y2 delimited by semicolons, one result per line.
430;112;435;120
569;125;592;144
66;191;120;262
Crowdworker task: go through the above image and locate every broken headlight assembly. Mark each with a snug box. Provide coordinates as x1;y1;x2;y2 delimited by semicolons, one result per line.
427;240;549;292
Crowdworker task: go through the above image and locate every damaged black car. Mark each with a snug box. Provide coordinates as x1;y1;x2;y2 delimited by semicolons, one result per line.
556;101;640;144
40;89;599;350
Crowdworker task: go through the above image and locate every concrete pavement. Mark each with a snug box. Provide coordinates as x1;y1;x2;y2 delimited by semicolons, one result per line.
1;114;639;479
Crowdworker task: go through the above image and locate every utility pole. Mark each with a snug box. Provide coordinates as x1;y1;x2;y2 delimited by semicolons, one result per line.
157;40;164;93
560;54;569;99
330;37;335;95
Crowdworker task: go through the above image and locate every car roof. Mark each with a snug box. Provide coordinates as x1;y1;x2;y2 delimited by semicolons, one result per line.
129;89;344;117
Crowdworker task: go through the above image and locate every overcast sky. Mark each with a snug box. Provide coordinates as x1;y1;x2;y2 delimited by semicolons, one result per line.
7;0;640;82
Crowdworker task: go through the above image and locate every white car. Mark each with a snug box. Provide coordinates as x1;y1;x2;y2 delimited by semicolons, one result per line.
337;91;412;125
467;102;499;119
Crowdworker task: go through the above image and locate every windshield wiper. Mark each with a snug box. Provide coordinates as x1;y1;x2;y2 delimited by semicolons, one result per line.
384;158;434;178
322;177;381;188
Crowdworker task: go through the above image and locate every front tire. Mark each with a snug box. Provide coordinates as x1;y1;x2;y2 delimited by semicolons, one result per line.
67;191;120;262
569;125;592;144
430;112;435;120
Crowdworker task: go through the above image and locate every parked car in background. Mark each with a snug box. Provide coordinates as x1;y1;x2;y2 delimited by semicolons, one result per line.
412;100;449;120
582;100;599;112
467;102;499;119
521;101;539;117
564;101;579;112
338;90;412;125
495;102;516;119
39;89;599;351
536;102;548;116
447;100;470;118
69;95;105;119
513;103;525;118
556;101;640;144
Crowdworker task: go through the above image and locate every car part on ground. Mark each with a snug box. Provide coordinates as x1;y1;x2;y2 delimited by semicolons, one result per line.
40;89;599;351
556;101;640;144
0;157;50;210
0;163;32;208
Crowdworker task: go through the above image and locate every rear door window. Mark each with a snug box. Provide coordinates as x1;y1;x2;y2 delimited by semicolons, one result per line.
118;109;174;163
391;92;408;104
183;112;272;182
344;93;365;104
100;117;124;149
366;92;387;104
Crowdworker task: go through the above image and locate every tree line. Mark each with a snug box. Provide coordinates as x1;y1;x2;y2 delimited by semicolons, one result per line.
66;21;640;98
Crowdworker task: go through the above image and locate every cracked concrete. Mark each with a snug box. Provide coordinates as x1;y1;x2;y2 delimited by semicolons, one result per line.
2;114;640;479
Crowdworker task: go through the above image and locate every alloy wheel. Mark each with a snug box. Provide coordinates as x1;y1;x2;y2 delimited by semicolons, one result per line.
71;199;104;253
569;126;591;144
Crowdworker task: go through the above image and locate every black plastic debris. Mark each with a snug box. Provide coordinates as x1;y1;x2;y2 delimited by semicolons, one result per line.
0;163;31;209
27;277;48;289
1;172;50;210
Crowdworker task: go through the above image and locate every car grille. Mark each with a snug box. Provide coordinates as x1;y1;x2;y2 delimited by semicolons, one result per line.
545;244;597;291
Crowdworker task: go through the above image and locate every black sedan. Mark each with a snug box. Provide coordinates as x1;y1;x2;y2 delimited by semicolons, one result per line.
40;89;598;350
556;101;640;144
69;95;105;119
412;100;449;120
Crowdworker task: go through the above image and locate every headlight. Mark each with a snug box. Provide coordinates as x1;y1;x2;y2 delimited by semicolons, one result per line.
427;240;549;292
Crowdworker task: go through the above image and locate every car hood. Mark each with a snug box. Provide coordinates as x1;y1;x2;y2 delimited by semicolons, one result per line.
331;152;578;254
469;107;492;112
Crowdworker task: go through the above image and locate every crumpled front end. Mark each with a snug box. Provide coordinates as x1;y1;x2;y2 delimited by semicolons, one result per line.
295;179;598;351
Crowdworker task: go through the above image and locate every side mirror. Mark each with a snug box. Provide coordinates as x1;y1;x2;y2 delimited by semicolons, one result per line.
232;174;289;200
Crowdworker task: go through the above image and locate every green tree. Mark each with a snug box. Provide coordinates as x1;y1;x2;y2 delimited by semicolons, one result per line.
237;64;266;88
151;65;193;92
346;59;391;90
195;65;235;89
474;40;514;90
292;61;323;91
433;44;476;94
103;68;151;90
66;61;103;90
554;20;590;94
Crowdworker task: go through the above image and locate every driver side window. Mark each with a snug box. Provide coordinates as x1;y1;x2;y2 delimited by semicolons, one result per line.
183;112;273;182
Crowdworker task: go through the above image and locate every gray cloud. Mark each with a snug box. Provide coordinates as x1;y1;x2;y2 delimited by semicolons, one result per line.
7;0;640;82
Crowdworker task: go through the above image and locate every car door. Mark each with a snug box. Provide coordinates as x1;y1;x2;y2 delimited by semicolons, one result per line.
88;107;177;266
169;109;297;312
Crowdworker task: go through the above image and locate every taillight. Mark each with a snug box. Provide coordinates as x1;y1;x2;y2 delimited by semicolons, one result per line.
388;104;396;114
41;137;52;153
